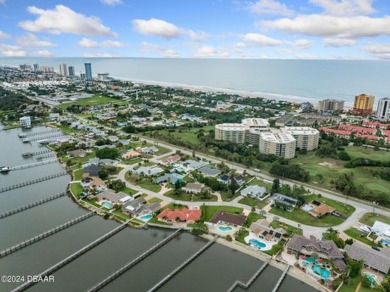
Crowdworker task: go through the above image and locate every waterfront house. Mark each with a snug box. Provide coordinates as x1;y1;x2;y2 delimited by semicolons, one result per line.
157;208;201;223
96;189;132;205
82;158;100;177
344;243;390;275
68;149;87;158
122;197;147;216
241;185;267;199
249;219;285;242
286;234;346;271
209;210;247;227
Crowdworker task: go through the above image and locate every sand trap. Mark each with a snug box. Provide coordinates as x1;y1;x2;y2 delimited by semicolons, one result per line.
318;162;337;168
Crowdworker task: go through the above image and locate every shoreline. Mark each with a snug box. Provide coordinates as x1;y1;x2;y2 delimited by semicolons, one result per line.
113;76;354;109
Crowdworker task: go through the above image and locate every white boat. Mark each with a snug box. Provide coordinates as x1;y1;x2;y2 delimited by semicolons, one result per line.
0;166;10;173
22;138;30;143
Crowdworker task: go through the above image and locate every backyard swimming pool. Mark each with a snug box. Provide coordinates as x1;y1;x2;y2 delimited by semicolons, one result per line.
101;201;113;209
364;273;378;287
311;265;330;279
249;238;266;249
301;204;314;212
218;226;233;232
139;214;152;221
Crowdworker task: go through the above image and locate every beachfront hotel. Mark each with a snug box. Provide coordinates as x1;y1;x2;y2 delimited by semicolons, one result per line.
376;97;390;122
283;127;320;151
353;94;375;116
259;132;296;159
317;99;344;112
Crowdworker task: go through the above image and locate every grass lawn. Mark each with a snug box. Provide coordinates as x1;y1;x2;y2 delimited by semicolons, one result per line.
235;229;249;245
148;197;163;204
113;209;131;220
122;157;143;165
57;95;127;110
164;189;218;202
339;277;372;292
162;202;189;211
70;183;83;197
83;198;102;209
200;205;243;222
238;197;269;210
120;187;138;196
304;194;355;217
154;125;214;146
270;207;345;227
263;240;286;256
72;168;83;181
359;212;390;226
344;228;374;246
125;172;161;193
294;148;390;194
248;177;272;191
220;190;240;202
244;212;265;227
155;145;171;155
269;220;303;236
148;217;172;226
67;152;96;167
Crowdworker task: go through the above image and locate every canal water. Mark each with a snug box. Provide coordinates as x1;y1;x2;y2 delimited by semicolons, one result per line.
0;126;319;291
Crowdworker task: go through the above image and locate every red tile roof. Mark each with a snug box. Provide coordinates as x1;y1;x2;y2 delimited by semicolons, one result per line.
157;208;201;222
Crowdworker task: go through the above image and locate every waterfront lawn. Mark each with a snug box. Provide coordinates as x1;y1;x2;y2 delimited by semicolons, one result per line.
269;220;303;236
344;228;374;246
339;277;372;292
359;212;390;226
263;239;286;256
238;197;269;210
113;209;131;220
125;172;161;193
70;183;83;197
201;205;243;222
164;189;218;202
83;198;102;209
235;228;249;245
57;95;126;110
244;212;266;228
72;168;83;181
148;216;172;226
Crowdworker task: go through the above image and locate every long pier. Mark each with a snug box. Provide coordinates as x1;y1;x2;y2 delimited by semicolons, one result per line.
11;222;128;292
0;212;94;259
0;172;68;193
87;229;183;292
147;236;218;292
8;159;58;171
29;133;66;142
23;129;62;137
21;149;52;158
272;264;290;292
0;192;66;219
227;257;271;292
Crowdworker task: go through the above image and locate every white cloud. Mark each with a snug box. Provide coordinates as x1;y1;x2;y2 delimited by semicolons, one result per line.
132;18;182;39
186;30;209;42
16;33;56;47
141;41;180;57
100;0;122;6
0;44;27;56
242;33;283;46
292;39;313;49
19;5;116;36
262;15;390;38
309;0;376;16
248;0;294;16
83;52;122;57
0;30;10;39
324;38;356;47
78;37;125;47
32;49;54;57
193;45;229;58
364;44;390;59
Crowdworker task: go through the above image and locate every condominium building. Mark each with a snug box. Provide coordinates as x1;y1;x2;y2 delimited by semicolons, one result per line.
376;97;390;121
68;66;75;77
215;118;270;144
283;127;320;151
259;132;296;159
353;94;375;115
318;99;344;112
20;116;31;128
40;66;54;73
59;64;68;76
33;64;39;72
215;124;246;144
84;63;92;80
97;73;110;81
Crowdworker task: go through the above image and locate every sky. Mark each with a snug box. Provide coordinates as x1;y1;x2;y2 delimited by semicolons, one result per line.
0;0;390;59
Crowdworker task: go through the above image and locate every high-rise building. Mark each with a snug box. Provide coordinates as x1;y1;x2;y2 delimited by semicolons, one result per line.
97;73;109;81
376;97;390;121
68;66;75;76
84;63;92;80
33;64;39;72
259;132;296;159
318;99;344;112
353;94;375;116
283;127;320;151
59;64;68;76
20;116;31;128
41;66;54;73
80;73;86;79
19;64;32;71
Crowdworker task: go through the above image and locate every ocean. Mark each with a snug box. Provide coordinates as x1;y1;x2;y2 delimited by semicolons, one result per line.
1;57;390;105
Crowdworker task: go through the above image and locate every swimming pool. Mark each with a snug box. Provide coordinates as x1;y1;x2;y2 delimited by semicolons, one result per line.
380;239;390;247
304;257;318;263
140;214;152;221
249;238;266;249
218;226;233;232
311;265;330;279
364;273;378;287
101;201;113;209
301;204;314;212
176;167;186;172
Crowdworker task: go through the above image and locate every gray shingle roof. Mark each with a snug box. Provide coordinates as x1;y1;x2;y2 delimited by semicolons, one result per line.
345;243;390;274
